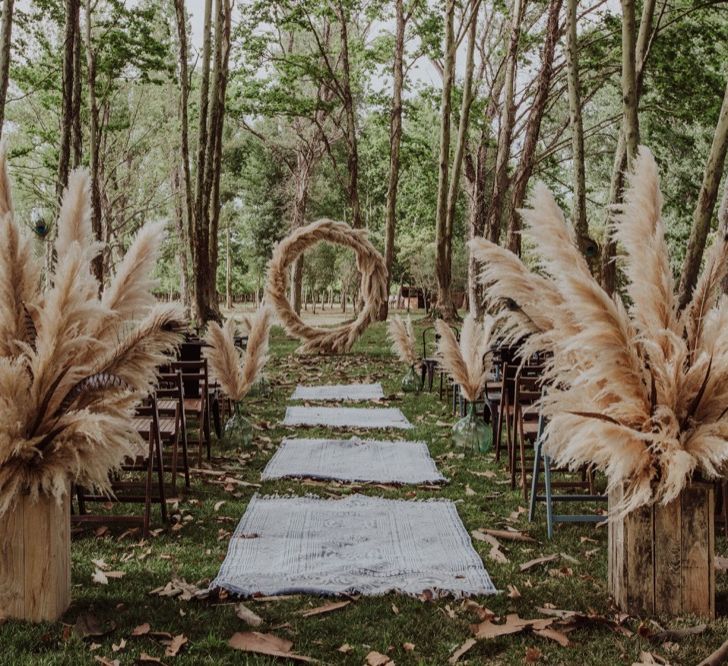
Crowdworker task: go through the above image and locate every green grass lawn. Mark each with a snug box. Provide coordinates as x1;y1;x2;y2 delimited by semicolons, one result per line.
2;318;727;665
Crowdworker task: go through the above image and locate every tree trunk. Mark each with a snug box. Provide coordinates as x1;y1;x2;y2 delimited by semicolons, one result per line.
71;11;82;168
0;0;13;138
506;0;561;255
443;2;478;316
291;152;314;315
57;0;79;202
487;0;525;249
85;0;103;283
174;0;194;276
193;0;213;324
621;0;640;163
380;0;406;321
337;1;362;230
600;0;655;293
434;0;457;321
225;213;232;309
677;79;728;307
565;0;587;247
172;165;189;307
205;0;231;319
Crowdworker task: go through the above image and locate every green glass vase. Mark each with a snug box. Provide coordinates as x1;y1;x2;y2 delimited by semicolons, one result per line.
247;375;271;398
452;402;491;454
223;402;253;448
401;365;421;393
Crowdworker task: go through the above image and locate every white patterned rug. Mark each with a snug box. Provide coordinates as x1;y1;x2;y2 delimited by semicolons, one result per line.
261;437;445;484
210;494;496;598
282;406;413;430
290;383;385;402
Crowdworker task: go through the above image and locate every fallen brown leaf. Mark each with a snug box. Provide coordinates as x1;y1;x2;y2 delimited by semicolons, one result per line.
235;603;263;627
471;614;555;640
163;634;188;657
132;623;151;637
507;585;521;599
533;626;570;646
228;631;316;663
402;642;415;652
481;528;536;543
520;554;559;572
73;614;114;639
93;658;120;666
337;643;353;654
448;638;477;664
138;653;165;664
365;651;393;665
297;600;351;617
525;646;543;663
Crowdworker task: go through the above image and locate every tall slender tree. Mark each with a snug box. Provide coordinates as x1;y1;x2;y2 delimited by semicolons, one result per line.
506;0;562;255
433;0;457;320
0;0;15;138
678;79;728;307
565;0;587;248
381;0;409;320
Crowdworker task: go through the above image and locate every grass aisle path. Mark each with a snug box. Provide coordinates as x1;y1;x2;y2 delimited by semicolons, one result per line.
1;320;727;665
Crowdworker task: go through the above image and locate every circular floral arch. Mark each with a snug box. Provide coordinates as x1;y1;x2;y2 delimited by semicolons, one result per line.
265;219;388;354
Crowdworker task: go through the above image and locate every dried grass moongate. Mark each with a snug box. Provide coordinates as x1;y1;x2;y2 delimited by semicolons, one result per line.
0;150;185;516
435;314;495;403
265;219;388;354
203;306;272;402
469;146;728;516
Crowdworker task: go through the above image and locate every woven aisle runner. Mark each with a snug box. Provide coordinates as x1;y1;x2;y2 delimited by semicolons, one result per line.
282;406;413;430
290;383;385;401
211;494;496;598
261;437;446;484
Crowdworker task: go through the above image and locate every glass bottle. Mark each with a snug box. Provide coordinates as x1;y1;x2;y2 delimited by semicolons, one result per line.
452;401;491;453
401;364;421;393
224;401;253;448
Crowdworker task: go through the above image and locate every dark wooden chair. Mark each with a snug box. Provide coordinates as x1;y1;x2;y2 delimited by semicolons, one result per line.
74;395;167;537
156;371;190;492
168;360;211;465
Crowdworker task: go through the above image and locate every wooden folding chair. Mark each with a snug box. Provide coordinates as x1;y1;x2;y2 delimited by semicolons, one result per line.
156;371;190;492
74;395;168;537
169;360;211;465
511;368;543;495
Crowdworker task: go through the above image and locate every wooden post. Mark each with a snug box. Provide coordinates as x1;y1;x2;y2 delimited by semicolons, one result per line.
0;485;71;622
609;482;715;618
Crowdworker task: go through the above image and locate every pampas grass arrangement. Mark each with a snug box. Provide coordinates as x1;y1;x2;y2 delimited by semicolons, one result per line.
203;306;272;402
435;314;495;403
0;149;185;516
387;315;417;366
469;146;728;515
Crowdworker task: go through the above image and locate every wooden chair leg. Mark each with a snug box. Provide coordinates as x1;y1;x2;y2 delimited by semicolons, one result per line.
528;437;543;522
179;411;190;489
518;423;528;501
203;404;211;461
143;431;154;538
152;424;167;524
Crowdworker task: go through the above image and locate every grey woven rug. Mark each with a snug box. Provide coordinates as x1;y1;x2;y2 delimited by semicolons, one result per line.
283;406;413;430
291;383;385;401
210;494;495;598
261;437;446;484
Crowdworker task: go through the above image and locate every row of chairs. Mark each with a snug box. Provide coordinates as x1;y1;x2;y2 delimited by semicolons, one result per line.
72;340;221;536
428;342;607;539
435;340;728;539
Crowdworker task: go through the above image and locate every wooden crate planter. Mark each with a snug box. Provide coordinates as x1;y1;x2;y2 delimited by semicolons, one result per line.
608;481;715;619
0;485;71;622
